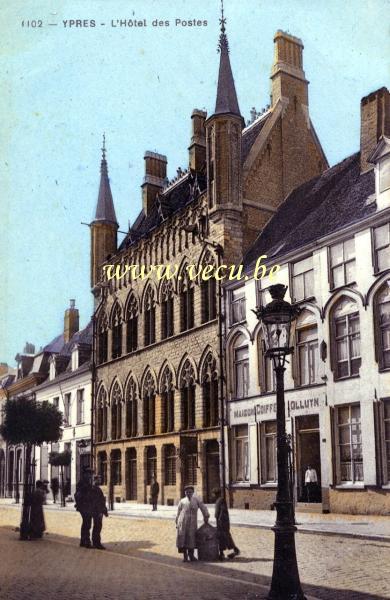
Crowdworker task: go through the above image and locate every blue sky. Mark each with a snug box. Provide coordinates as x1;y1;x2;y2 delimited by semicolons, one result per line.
1;0;389;365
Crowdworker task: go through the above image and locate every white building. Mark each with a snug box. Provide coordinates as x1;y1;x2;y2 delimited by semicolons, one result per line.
224;88;390;515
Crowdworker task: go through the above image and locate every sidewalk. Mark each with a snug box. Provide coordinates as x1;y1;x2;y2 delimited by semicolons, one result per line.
2;497;390;541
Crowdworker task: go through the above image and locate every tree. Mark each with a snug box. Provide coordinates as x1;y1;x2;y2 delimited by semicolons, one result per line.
0;396;63;539
49;450;71;507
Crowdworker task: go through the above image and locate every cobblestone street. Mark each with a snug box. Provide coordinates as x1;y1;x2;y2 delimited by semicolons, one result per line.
0;505;389;600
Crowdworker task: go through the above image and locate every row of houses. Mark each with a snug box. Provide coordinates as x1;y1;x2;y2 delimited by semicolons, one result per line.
1;23;389;514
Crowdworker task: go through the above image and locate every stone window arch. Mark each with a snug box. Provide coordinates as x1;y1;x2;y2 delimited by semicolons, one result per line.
201;353;219;427
125;377;138;438
161;280;174;340
97;313;108;365
111;381;123;440
96;387;108;442
180;360;196;430
126;293;138;353
143;371;156;435
160;366;175;433
144;287;156;346
200;251;217;323
374;282;390;370
111;303;123;359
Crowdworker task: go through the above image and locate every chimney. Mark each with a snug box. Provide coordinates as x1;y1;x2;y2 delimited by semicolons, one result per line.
64;299;79;343
360;87;390;172
141;151;167;215
188;109;207;171
270;30;308;107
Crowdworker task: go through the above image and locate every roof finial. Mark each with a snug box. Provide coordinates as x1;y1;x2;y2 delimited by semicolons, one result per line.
218;0;229;53
102;132;106;161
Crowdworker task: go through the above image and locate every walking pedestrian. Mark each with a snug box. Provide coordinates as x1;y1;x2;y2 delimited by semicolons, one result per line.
213;488;240;560
176;485;209;562
305;465;318;503
50;477;59;504
150;475;159;511
91;476;108;550
29;481;46;539
74;468;93;548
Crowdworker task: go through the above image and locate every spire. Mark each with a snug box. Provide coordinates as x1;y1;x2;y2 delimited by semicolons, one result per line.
214;0;241;117
94;134;118;225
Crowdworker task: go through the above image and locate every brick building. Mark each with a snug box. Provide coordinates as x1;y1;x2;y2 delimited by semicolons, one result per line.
224;88;390;515
91;22;327;505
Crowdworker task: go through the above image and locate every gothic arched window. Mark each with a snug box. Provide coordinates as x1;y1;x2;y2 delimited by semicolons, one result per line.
111;382;123;440
144;287;156;346
180;360;196;430
201;353;218;427
160;367;175;433
97;313;108;365
126;293;138;353
201;251;217;323
96;387;108;442
111;303;123;359
143;371;156;435
374;283;390;370
126;377;138;438
161;281;174;339
180;271;194;332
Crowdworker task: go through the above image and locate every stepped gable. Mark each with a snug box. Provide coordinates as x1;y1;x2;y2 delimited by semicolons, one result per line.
244;153;375;269
119;171;207;251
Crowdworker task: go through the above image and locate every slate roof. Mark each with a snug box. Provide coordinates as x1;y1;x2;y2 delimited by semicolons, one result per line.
242;114;270;163
42;321;93;357
33;360;91;392
215;31;241;117
93;156;118;225
119;171;207;251
244;153;376;269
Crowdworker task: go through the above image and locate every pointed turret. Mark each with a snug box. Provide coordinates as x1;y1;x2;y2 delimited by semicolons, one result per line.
90;135;118;290
214;6;241;117
205;1;243;266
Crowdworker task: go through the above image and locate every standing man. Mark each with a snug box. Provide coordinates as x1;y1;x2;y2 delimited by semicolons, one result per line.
91;476;108;550
74;467;93;548
176;485;209;562
305;465;318;503
150;475;160;511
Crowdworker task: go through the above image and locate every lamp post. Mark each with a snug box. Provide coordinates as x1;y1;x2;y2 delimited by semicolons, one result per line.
253;284;305;600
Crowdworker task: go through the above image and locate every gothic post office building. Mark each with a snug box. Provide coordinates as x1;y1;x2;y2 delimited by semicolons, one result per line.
225;88;390;514
90;25;328;505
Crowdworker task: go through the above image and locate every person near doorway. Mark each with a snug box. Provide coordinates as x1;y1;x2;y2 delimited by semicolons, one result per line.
150;475;159;511
213;488;240;560
74;467;93;548
29;481;46;539
91;476;108;549
176;485;209;562
305;465;318;502
50;477;59;503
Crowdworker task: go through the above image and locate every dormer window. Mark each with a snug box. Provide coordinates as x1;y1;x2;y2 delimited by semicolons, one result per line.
379;159;390;193
368;135;390;212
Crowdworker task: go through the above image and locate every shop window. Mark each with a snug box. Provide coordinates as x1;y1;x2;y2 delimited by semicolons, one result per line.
329;238;356;289
260;421;277;483
336;404;363;484
233;424;249;482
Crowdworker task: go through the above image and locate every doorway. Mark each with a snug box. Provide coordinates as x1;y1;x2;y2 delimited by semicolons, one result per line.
205;439;220;503
127;448;137;500
296;415;321;502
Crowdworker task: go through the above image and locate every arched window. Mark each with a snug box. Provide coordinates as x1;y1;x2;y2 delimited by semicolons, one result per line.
180;360;196;430
111;303;123;359
125;377;138;438
374;283;390;370
180;271;194;332
201;353;218;427
258;331;275;393
143;371;156;435
144;287;156;346
111;382;123;440
160;367;175;433
295;310;319;386
331;297;361;379
161;281;174;339
126;293;138;353
201;252;217;323
96;387;108;442
97;451;107;485
233;334;249;399
97;313;108;365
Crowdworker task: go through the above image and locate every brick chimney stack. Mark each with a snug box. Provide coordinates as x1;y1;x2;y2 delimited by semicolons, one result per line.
270;31;308;107
141;151;168;215
64;299;79;343
188;109;207;171
360;87;390;172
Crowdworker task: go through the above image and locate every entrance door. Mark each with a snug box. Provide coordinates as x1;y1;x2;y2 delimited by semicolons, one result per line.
296;415;321;502
205;440;220;503
127;448;137;500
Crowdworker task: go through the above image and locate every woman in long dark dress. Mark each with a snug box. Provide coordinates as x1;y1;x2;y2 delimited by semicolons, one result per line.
29;481;46;539
213;488;240;560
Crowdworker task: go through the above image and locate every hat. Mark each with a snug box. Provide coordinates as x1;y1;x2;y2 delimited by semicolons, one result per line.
184;485;195;492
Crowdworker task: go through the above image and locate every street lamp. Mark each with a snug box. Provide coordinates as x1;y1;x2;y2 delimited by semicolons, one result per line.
253;284;306;600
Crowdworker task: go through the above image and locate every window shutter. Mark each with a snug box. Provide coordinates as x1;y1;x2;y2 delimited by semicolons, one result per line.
329;406;337;486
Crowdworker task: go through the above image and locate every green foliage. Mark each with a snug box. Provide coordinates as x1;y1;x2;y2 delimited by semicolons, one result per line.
0;396;63;446
49;450;71;467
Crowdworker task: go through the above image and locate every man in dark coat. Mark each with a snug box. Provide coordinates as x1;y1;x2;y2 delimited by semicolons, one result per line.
74;468;93;548
150;475;159;511
213;488;240;560
91;476;108;549
29;481;46;539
